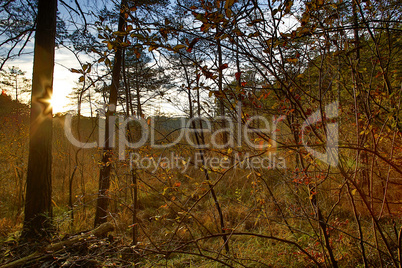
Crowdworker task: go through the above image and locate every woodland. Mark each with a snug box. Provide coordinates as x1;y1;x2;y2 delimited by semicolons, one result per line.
0;0;401;267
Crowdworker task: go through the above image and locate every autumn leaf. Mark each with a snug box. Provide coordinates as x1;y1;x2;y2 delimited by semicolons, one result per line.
204;71;215;79
224;0;237;10
195;13;204;21
247;18;263;26
225;8;232;18
187;38;199;52
134;50;141;58
201;67;215;80
148;45;159;52
200;23;211;32
284;0;293;14
159;28;168;39
174;44;186;51
235;72;242;81
286;58;298;63
107;42;113;50
219;63;228;70
233;28;243;36
70;68;81;74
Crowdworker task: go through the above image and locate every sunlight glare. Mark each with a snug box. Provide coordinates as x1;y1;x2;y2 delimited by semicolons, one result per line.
50;92;69;114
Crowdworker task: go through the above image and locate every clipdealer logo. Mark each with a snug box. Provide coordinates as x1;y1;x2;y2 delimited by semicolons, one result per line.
64;102;338;170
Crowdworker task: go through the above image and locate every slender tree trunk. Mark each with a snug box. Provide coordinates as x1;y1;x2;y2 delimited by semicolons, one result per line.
351;2;369;265
132;170;138;245
195;76;230;253
135;82;142;117
134;61;142;118
21;0;57;239
216;27;227;145
94;0;127;227
122;49;130;117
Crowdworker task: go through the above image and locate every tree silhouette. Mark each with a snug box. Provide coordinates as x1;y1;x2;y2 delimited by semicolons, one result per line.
21;0;57;239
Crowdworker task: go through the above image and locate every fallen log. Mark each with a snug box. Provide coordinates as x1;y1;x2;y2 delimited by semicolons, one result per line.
1;222;114;268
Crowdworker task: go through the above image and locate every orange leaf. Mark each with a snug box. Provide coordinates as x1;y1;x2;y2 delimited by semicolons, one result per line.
187;38;199;53
219;63;228;70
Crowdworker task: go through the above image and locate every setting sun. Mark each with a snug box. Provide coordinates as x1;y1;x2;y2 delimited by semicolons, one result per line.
50;93;69;114
50;79;73;114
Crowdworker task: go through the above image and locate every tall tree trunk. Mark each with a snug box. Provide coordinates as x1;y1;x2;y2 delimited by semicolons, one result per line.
21;0;57;239
94;0;127;227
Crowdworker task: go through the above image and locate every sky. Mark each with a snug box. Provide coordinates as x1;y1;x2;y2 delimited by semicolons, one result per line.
1;0;298;117
4;48;82;114
1;0;184;117
4;40;184;116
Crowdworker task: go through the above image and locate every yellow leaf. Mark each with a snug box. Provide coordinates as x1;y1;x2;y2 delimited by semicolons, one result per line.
351;189;357;195
70;68;81;74
184;174;193;180
148;45;158;52
286;58;298;63
225;8;232;18
224;0;236;9
174;44;186;51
